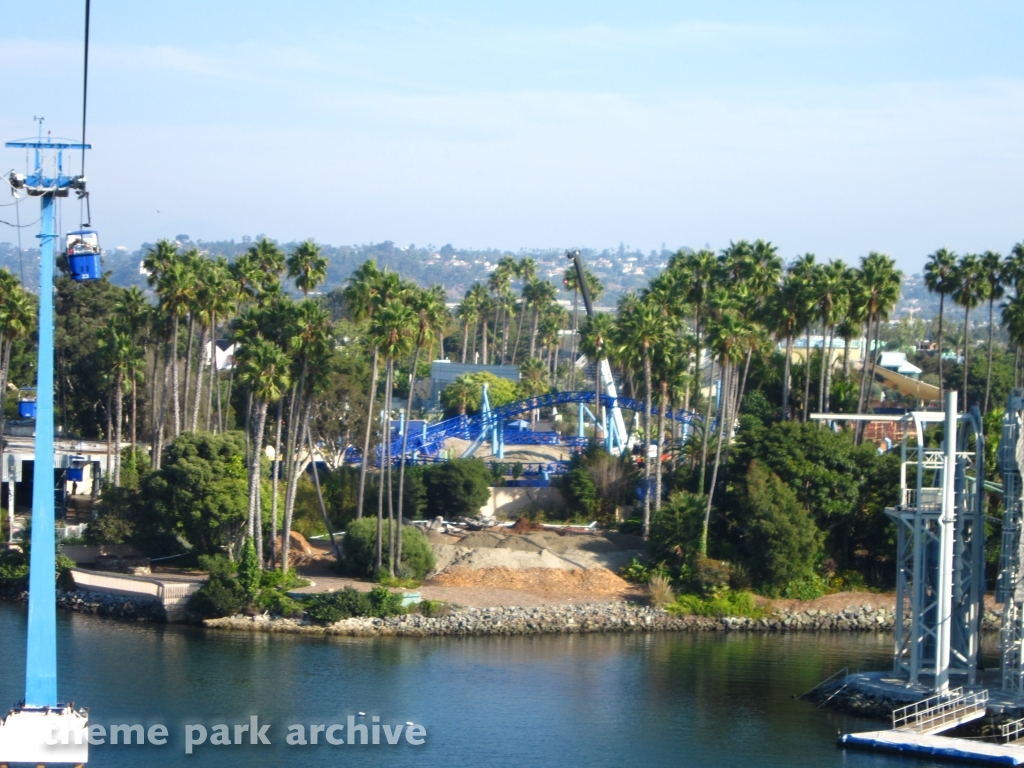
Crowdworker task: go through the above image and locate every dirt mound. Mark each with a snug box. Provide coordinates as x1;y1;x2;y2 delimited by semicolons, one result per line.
276;530;314;555
495;535;545;552
428;566;635;599
509;517;546;533
456;532;505;549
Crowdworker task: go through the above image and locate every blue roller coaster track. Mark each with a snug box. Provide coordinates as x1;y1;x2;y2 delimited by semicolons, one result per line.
384;390;699;461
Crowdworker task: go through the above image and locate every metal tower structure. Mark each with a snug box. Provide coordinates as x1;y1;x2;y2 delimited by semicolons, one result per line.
885;392;986;691
0;135;90;762
998;389;1024;695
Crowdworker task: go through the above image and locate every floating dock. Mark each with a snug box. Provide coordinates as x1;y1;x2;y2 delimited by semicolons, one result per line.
841;730;1024;765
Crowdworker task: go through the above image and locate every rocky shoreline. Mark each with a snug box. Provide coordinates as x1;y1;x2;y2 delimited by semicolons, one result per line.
204;601;1005;637
0;586;166;622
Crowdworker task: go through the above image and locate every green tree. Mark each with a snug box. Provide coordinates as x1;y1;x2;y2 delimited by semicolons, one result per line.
140;431;249;555
735;460;824;594
979;250;1005;413
421;459;492;519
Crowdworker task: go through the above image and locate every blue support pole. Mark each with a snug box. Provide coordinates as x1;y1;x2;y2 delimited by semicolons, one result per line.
25;192;57;708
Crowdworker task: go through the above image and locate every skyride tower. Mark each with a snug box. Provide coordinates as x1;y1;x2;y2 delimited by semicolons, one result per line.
0;136;91;765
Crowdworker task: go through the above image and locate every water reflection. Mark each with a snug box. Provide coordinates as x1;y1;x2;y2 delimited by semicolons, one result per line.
0;604;972;767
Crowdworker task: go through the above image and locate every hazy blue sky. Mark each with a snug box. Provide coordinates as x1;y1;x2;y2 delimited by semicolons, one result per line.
3;1;1023;272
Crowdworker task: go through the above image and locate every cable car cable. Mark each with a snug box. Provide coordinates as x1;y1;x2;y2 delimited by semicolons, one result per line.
78;0;91;228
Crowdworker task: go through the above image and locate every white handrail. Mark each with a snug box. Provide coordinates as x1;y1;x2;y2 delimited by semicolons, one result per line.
893;689;988;733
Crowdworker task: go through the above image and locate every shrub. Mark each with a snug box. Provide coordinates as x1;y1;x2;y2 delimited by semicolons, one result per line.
303;585;404;625
421;459;492;519
693;555;731;599
417;599;450;617
189;575;247;619
619;557;668;584
666;591;763;619
650;491;705;563
648;574;674;607
238;537;260;601
781;574;828;601
561;466;600;520
340;518;436;580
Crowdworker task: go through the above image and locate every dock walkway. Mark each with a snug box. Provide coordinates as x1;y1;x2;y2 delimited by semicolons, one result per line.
841;730;1024;765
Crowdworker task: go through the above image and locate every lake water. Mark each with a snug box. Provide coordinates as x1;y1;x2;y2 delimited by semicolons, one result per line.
0;603;980;767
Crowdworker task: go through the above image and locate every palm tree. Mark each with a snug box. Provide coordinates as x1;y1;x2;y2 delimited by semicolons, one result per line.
924;248;958;404
951;254;984;410
770;277;802;420
578;313;615;440
979;250;1004;413
702;309;750;553
853;253;902;431
369;302;415;576
236;336;290;565
280;300;334;572
1003;293;1024;387
342;260;382;520
518;358;549;424
815;260;849;417
786;254;818;422
287;240;329;298
156;256;196;440
524;279;557;360
396;288;438;572
510;257;538;364
456;288;481;364
618;300;669;540
98;325;138;487
114;285;151;455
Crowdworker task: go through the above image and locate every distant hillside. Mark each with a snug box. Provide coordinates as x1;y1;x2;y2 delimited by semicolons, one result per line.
0;237;931;317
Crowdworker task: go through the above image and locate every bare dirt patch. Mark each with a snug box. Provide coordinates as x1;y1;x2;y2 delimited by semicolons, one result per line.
427;565;640;600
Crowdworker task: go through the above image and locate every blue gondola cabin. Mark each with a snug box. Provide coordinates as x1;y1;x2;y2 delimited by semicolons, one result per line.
17;388;36;419
66;229;102;281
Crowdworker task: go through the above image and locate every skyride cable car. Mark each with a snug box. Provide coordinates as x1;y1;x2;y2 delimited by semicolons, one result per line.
66;228;101;281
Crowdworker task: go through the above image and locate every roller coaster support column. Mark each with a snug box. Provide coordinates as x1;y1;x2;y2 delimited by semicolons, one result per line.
935;391;957;693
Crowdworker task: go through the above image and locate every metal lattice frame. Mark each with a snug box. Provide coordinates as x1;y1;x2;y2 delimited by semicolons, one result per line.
999;389;1024;695
888;393;984;690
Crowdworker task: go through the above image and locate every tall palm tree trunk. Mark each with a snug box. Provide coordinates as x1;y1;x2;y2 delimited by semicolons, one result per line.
817;327;828;417
985;298;996;414
529;308;540;359
182;315;195;428
699;359;715;490
154;329;174;469
511;303;526;365
171;316;182;436
270;398;283;568
782;335;793;419
131;364;137;463
655;380;667;511
460;322;469;364
356;348;379;519
385;359;396;577
802;326;812;422
963;306;971;410
823;328;836;414
641;346;653;540
396;337;424;573
113;374;124;487
937;294;945;403
375;362;388;577
190;323;206;432
307;423;341;561
481;314;488;365
281;397;311;574
702;361;731;556
247;399;268;538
